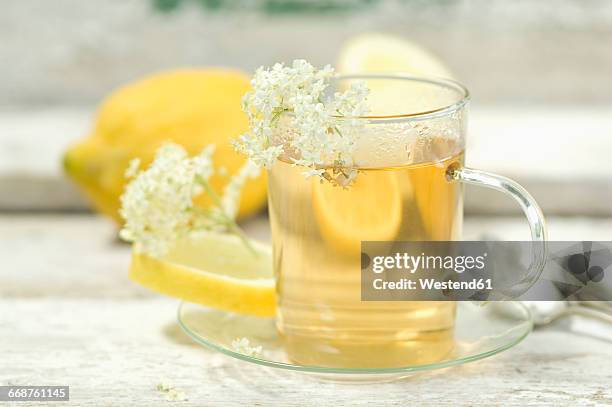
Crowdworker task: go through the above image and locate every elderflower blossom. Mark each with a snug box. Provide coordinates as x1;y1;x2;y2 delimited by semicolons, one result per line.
124;157;141;178
119;142;258;257
231;337;262;357
156;379;188;402
220;160;261;218
234;59;369;186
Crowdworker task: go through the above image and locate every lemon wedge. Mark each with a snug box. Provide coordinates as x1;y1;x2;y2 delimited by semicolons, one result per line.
313;172;403;255
338;33;457;240
337;33;453;77
129;232;275;316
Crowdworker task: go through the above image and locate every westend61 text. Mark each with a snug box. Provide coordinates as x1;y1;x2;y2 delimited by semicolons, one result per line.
373;278;493;291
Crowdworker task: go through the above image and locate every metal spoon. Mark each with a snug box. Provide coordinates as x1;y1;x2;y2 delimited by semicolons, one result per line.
525;301;612;325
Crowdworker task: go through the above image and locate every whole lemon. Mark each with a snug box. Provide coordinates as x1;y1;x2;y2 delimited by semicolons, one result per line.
64;69;267;223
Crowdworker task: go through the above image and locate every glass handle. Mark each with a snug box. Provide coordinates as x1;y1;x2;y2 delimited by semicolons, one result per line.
447;166;547;297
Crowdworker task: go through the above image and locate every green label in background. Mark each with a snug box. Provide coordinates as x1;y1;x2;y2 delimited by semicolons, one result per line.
152;0;380;14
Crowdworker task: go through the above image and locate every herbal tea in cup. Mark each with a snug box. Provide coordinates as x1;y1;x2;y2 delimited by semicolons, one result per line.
236;63;546;368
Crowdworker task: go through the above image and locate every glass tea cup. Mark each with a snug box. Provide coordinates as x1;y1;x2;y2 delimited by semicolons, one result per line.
266;75;546;368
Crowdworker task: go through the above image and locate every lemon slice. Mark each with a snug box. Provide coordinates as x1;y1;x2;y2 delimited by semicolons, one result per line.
338;33;457;239
129;232;275;316
313;172;403;255
337;33;453;77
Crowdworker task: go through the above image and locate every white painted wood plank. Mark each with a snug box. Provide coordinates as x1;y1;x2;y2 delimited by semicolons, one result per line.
1;298;611;406
0;214;270;298
2;214;612;298
1;107;612;214
467;106;612;180
3;1;612;107
0;108;91;210
1;214;612;405
465;106;612;216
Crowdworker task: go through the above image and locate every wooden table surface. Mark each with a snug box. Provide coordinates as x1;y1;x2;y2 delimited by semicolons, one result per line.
2;214;612;406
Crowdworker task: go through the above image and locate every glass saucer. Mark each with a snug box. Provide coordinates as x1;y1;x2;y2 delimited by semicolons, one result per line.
178;301;531;379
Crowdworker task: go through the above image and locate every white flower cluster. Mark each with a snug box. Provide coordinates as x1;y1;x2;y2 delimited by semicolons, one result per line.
156;379;188;402
220;160;260;218
234;59;369;186
231;337;262;357
119;142;259;257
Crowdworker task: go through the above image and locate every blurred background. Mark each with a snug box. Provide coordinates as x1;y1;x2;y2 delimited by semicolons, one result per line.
4;0;612;105
2;3;612;400
2;0;612;217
